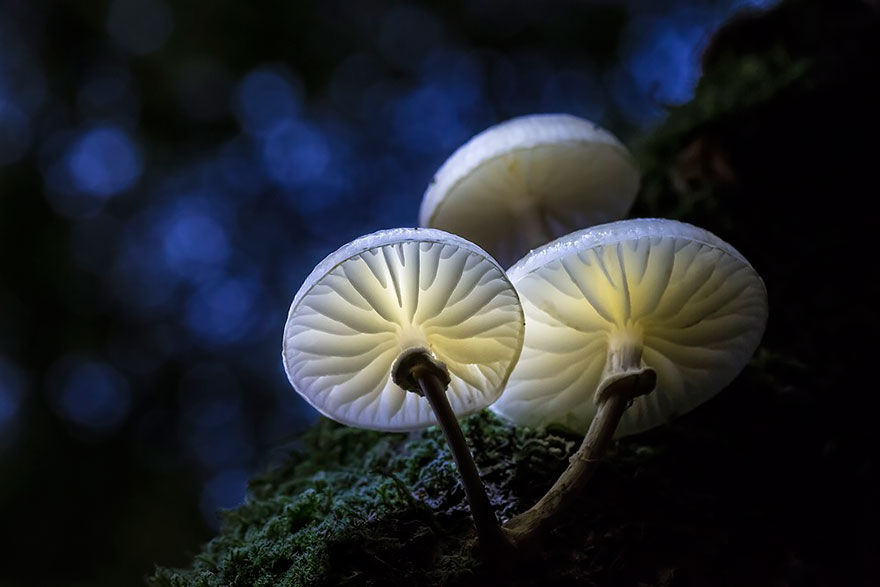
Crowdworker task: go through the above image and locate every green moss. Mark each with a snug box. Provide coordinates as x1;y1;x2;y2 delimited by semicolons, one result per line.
149;412;579;586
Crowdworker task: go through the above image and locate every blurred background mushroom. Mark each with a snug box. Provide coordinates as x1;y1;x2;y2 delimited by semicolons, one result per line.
1;0;877;584
420;113;640;267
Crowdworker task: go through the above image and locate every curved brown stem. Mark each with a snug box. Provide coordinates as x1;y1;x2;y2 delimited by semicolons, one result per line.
413;364;511;553
503;369;655;547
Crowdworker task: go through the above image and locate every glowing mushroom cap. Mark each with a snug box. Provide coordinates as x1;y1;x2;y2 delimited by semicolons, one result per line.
283;228;525;432
419;113;640;267
491;218;768;438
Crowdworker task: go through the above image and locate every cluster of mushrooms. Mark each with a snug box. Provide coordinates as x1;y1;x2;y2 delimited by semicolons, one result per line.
282;114;768;553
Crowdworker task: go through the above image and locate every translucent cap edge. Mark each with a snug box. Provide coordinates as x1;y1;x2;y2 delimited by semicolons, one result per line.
281;227;523;430
419;113;637;227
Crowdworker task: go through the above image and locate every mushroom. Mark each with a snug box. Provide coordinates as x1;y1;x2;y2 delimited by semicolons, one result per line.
282;227;524;548
492;218;768;542
419;113;640;267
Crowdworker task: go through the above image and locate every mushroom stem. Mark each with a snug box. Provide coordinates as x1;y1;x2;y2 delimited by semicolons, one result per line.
502;391;630;544
503;339;656;547
413;363;509;551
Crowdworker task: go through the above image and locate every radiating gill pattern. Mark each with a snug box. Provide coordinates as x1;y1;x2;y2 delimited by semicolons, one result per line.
492;235;767;437
284;238;524;431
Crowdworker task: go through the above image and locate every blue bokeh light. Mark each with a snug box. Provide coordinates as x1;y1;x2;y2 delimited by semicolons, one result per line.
391;50;491;157
158;197;231;279
612;10;715;126
50;358;132;432
235;66;303;136
66;124;143;198
184;275;267;346
286;121;357;217
260;119;331;189
611;0;780;127
628;18;711;104
393;83;467;156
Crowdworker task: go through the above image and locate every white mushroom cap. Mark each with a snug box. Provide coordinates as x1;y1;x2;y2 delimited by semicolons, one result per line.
419;113;640;267
491;218;768;438
283;228;525;432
